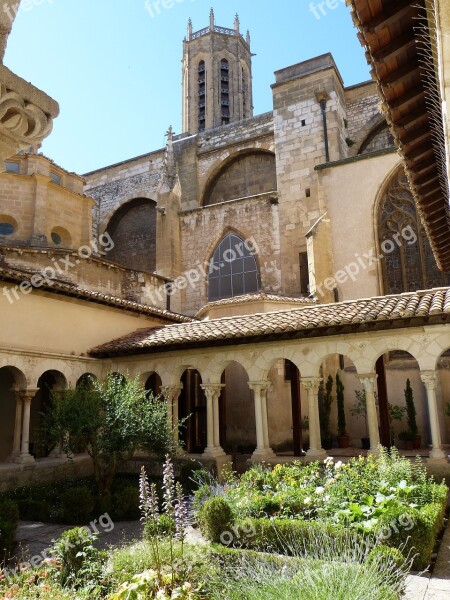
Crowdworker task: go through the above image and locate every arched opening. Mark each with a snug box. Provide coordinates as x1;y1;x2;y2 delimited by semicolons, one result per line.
219;361;254;455
266;359;304;456
376;352;427;450
203;151;277;206
76;373;97;389
208;232;260;302
106;198;157;273
179;370;206;454
378;168;450;294
198;60;206;132
0;366;26;461
50;226;71;248
31;370;67;458
437;349;450;446
145;372;162;397
220;58;230;125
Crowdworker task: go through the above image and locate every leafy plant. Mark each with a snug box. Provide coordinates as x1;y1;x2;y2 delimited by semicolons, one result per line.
404;379;417;436
351;390;368;437
199;498;234;543
388;403;406;445
43;373;179;496
336;373;346;436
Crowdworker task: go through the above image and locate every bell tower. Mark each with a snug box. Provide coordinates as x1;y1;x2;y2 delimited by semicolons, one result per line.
182;9;253;133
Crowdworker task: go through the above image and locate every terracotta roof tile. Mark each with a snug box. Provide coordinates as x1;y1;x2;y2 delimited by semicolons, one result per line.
90;288;450;357
195;292;313;318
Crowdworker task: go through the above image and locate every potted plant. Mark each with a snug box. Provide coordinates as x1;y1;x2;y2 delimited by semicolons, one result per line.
404;379;420;449
301;415;309;453
388;403;406;447
398;430;415;450
336;373;349;448
319;376;334;450
351;390;370;449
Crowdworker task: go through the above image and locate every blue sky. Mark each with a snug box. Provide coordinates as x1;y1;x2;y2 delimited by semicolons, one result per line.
6;0;371;174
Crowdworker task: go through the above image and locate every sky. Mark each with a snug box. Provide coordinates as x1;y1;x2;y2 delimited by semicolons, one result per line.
5;0;371;175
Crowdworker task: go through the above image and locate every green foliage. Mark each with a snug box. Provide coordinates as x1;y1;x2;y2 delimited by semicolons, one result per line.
388;403;407;444
49;527;105;589
144;514;176;538
60;486;95;525
368;545;405;570
336;372;346;436
112;485;140;521
404;379;417;435
199;497;234;543
319;375;334;440
0;499;19;555
43;373;177;496
351;390;368;436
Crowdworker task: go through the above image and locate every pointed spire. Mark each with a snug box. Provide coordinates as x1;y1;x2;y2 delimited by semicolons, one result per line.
234;13;240;33
209;7;215;30
187;18;192;40
246;29;251;46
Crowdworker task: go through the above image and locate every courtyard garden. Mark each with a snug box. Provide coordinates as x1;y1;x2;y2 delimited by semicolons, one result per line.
0;449;447;599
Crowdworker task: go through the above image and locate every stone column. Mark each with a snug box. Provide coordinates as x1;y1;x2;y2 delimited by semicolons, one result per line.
358;374;380;454
161;385;183;444
14;388;38;464
301;377;326;460
249;382;275;460
6;389;23;462
421;372;447;461
201;384;225;457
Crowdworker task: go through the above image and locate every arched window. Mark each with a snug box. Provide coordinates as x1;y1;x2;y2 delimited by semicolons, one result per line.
198;61;206;132
220;59;230;125
208;233;260;302
378;168;450;294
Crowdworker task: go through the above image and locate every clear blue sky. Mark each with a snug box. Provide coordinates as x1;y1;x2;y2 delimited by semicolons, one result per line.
5;0;371;174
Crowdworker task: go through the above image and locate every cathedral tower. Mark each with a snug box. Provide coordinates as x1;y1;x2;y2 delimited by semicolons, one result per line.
182;9;253;133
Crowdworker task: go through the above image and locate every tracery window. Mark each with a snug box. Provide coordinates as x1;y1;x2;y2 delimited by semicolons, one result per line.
379;169;450;294
208;233;260;302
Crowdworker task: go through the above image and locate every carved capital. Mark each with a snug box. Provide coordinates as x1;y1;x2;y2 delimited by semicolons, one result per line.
161;385;183;401
420;371;437;391
17;388;39;404
248;381;271;396
358;374;378;392
201;384;225;402
301;377;322;393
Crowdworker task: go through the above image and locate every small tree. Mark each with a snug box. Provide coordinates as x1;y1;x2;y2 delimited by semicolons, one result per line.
336;373;346;436
351;390;368;437
404;379;417;436
44;373;178;496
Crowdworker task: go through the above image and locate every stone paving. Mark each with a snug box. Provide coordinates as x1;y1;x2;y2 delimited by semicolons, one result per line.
405;515;450;600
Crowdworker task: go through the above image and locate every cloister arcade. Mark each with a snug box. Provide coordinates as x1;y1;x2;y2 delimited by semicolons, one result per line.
1;324;449;470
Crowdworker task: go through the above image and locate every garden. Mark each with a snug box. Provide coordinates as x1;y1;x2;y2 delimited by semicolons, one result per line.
0;449;447;599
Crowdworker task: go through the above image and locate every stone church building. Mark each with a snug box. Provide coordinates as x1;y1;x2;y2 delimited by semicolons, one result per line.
1;2;450;487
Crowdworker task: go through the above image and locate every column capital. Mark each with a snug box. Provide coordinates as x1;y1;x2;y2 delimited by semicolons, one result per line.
17;388;39;402
248;381;271;394
201;384;225;401
358;374;378;389
420;371;437;390
161;384;183;399
300;377;322;392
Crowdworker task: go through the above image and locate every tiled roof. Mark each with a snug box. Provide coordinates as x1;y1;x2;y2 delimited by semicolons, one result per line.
90;288;450;357
195;292;314;318
0;265;192;324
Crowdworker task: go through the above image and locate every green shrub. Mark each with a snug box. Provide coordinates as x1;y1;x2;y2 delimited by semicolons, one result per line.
0;499;19;554
144;514;175;538
60;486;95;524
50;527;104;588
112;485;140;521
16;499;50;522
368;545;405;570
199;497;234;543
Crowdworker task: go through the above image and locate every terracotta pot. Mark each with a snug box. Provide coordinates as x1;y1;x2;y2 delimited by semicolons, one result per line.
413;435;422;450
337;435;350;449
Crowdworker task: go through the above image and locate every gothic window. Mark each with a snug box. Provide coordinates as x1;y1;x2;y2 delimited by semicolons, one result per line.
208;233;260;301
379;169;450;294
198;61;206;132
220;59;230;125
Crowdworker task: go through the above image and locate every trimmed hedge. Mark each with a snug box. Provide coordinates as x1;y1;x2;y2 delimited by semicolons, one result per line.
0;499;19;555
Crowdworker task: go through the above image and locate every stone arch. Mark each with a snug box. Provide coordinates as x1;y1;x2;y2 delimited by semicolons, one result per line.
201;149;277;206
31;369;68;458
99;193;157;236
104;197;158;273
0;366;28;461
349;114;391;157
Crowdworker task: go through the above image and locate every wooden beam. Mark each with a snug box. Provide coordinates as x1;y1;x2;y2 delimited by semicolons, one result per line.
409;157;436;176
399;125;431;147
390;88;424;110
372;31;417;63
410;166;438;185
406;145;434;162
380;61;418;87
366;1;415;35
392;106;428;129
415;174;440;191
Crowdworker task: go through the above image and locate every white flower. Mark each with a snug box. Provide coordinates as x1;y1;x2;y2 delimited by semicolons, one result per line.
304;496;311;505
334;461;344;470
315;486;325;494
324;456;334;466
324;495;330;502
